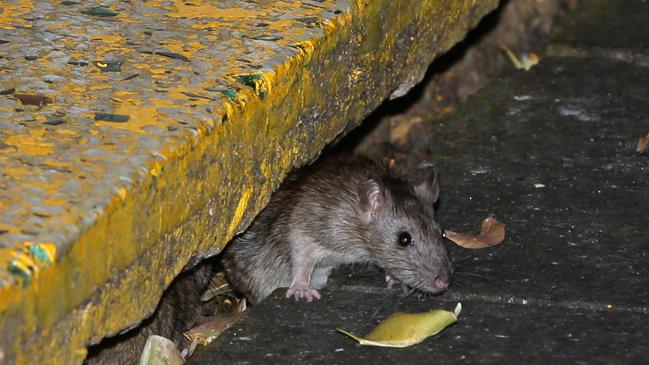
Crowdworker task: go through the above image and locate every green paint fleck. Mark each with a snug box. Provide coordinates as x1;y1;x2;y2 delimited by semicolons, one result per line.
30;244;53;265
233;74;267;99
8;262;31;288
234;74;263;89
209;88;237;100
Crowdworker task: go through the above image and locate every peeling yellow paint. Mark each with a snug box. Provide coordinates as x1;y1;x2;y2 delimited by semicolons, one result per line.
0;0;33;30
162;1;258;19
227;187;253;238
4;129;55;156
0;241;56;288
0;221;17;235
115;187;128;201
292;40;316;64
54;130;78;136
95;95;179;133
0;0;499;363
162;40;204;59
42;197;67;207
91;33;124;44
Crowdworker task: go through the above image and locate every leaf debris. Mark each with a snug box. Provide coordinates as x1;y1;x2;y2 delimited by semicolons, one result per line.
338;303;461;348
636;132;649;153
444;217;506;249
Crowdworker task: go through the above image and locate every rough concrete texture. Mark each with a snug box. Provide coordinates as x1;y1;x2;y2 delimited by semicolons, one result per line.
549;0;648;56
189;291;647;364
0;0;500;363
353;0;577;163
187;1;649;363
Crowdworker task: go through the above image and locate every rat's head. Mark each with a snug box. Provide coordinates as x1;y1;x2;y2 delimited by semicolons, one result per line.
357;163;452;294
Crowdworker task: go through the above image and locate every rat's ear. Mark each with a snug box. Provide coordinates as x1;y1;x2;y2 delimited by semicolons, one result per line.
358;177;385;223
413;163;439;204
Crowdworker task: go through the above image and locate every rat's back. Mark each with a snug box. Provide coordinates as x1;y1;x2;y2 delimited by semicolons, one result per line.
223;155;380;304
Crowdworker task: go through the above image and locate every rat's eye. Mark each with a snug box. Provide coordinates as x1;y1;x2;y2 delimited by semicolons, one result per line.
397;232;413;247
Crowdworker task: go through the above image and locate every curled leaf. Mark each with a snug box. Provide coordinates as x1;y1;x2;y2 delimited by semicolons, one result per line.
200;272;232;302
184;310;243;346
636;132;649;153
138;335;183;365
338;303;461;348
444;217;505;249
183;298;246;356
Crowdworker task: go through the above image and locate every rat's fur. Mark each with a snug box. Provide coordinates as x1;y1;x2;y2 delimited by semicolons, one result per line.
223;155;452;304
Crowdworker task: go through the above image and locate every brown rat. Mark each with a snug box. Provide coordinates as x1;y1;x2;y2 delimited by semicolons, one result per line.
85;263;213;365
223;155;452;304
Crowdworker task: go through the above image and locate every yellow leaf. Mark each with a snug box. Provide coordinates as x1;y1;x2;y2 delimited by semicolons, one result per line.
337;303;461;348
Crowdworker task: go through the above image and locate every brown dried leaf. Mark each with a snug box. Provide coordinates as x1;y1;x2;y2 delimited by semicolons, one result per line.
636;132;649;153
14;93;52;106
444;217;505;249
390;116;422;146
200;271;232;302
183;299;246;356
139;335;184;365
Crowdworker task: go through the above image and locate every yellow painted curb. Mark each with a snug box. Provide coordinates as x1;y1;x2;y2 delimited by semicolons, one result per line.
0;0;498;363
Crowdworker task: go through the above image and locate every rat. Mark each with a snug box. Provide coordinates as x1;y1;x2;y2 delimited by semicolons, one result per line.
223;154;452;304
84;262;214;365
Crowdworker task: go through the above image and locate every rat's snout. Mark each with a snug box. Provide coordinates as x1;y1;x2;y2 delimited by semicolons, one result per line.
417;262;452;293
433;272;450;289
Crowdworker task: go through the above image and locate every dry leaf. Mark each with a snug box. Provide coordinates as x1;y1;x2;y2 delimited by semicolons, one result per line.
200;271;232;302
444;217;505;249
387;158;397;171
500;45;539;71
637;132;649;153
14;93;52;106
338;303;461;348
390;115;423;146
138;335;184;365
183;298;246;356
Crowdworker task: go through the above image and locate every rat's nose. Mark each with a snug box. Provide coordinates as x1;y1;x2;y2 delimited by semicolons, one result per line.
433;274;450;289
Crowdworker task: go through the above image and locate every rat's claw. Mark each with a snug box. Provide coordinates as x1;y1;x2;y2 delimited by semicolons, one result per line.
286;285;321;302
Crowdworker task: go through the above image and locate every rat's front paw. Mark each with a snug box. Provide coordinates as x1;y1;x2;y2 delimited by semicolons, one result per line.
286;285;321;302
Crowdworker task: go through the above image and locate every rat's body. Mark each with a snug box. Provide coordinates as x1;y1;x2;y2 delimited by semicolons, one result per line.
223;155;452;304
85;263;213;365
